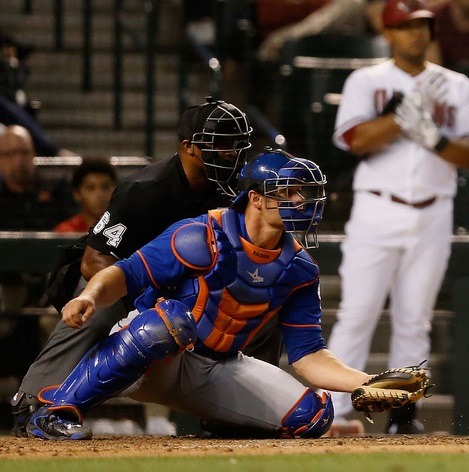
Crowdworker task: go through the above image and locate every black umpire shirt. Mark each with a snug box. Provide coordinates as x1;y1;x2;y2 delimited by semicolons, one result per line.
86;153;229;260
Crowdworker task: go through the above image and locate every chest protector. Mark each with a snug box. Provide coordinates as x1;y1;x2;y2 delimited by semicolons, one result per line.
174;209;319;356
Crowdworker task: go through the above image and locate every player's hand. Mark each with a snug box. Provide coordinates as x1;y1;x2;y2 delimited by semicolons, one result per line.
417;70;447;111
61;295;96;329
394;92;423;133
394;92;442;150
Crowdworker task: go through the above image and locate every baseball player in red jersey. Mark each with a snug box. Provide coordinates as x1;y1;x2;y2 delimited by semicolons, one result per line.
24;149;377;440
327;0;469;434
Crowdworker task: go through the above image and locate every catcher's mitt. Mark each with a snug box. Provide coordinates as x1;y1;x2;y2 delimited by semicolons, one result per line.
351;362;432;423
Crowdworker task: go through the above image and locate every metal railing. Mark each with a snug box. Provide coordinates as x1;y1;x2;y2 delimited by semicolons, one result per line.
20;0;285;155
21;0;159;156
178;32;222;115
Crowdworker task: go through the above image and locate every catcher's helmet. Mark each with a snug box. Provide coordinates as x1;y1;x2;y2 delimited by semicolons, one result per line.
232;147;326;248
382;0;434;29
179;97;252;197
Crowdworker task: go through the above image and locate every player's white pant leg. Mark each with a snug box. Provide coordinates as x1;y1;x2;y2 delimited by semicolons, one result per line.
327;192;410;417
128;351;309;432
109;309;139;334
388;198;453;369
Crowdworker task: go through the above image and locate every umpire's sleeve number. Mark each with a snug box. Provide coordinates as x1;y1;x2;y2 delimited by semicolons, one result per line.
93;211;127;247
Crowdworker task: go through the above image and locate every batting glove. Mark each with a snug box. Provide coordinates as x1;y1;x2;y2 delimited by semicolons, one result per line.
394;92;424;134
394;92;449;151
417;70;447;111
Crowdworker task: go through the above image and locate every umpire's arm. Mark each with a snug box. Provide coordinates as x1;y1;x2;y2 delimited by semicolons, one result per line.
81;245;119;281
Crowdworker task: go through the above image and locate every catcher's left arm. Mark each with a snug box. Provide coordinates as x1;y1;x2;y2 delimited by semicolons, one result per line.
351;362;433;423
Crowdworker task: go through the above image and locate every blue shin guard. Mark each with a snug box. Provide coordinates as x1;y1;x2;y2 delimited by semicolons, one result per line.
38;299;196;413
282;389;334;438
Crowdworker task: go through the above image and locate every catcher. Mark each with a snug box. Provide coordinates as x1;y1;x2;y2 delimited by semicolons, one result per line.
25;150;430;440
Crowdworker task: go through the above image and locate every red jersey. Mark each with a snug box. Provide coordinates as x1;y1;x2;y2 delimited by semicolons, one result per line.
256;0;330;38
53;214;89;233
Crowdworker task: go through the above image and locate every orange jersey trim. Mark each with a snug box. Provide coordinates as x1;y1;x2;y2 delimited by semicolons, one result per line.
136;250;159;288
279;322;321;328
242;306;281;350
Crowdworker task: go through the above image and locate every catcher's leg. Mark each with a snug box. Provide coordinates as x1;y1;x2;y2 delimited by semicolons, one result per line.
26;300;196;440
12;277;127;437
134;352;334;439
281;390;334;438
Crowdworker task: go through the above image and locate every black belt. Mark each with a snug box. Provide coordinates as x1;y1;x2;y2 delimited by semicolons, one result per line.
368;191;437;209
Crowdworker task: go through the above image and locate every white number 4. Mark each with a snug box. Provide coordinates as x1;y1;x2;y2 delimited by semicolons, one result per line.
102;223;127;247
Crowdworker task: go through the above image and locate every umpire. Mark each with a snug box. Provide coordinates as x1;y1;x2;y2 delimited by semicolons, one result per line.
11;97;281;436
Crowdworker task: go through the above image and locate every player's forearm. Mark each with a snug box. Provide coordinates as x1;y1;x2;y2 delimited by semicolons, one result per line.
290;0;363;38
436;137;469;168
293;349;371;392
81;265;127;307
348;114;401;156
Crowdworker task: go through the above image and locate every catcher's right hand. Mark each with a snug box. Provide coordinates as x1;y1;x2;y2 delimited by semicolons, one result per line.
61;294;96;329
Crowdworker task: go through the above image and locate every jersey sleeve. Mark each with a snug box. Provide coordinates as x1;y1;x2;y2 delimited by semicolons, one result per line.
333;67;378;150
278;277;326;364
86;180;169;259
115;215;208;298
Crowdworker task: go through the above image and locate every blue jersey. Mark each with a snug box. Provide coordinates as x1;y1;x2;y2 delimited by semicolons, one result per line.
115;208;326;363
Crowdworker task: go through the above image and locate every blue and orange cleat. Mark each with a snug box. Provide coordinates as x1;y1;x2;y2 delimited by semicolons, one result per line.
26;405;92;440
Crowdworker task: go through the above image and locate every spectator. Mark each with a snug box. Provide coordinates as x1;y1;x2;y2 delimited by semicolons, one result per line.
53;157;117;233
0;124;72;230
326;0;469;435
426;0;469;72
0;30;76;157
0;125;74;378
256;0;369;62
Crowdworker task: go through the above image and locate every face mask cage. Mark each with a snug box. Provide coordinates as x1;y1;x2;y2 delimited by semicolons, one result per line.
198;139;251;197
191;105;253;197
263;165;327;248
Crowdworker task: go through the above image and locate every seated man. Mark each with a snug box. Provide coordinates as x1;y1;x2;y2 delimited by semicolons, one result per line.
0;125;74;386
25;149;374;440
0;124;73;230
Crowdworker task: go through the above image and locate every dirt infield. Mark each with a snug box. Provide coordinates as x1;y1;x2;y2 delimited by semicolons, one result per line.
2;435;469;459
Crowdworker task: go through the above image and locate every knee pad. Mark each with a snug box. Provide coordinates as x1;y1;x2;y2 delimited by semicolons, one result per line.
129;298;197;358
282;389;334;438
39;299;196;413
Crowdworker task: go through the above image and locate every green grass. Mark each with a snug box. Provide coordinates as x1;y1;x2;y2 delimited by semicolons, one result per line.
1;454;469;472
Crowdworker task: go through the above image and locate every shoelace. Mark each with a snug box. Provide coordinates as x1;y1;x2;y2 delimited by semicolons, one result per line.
49;415;84;430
